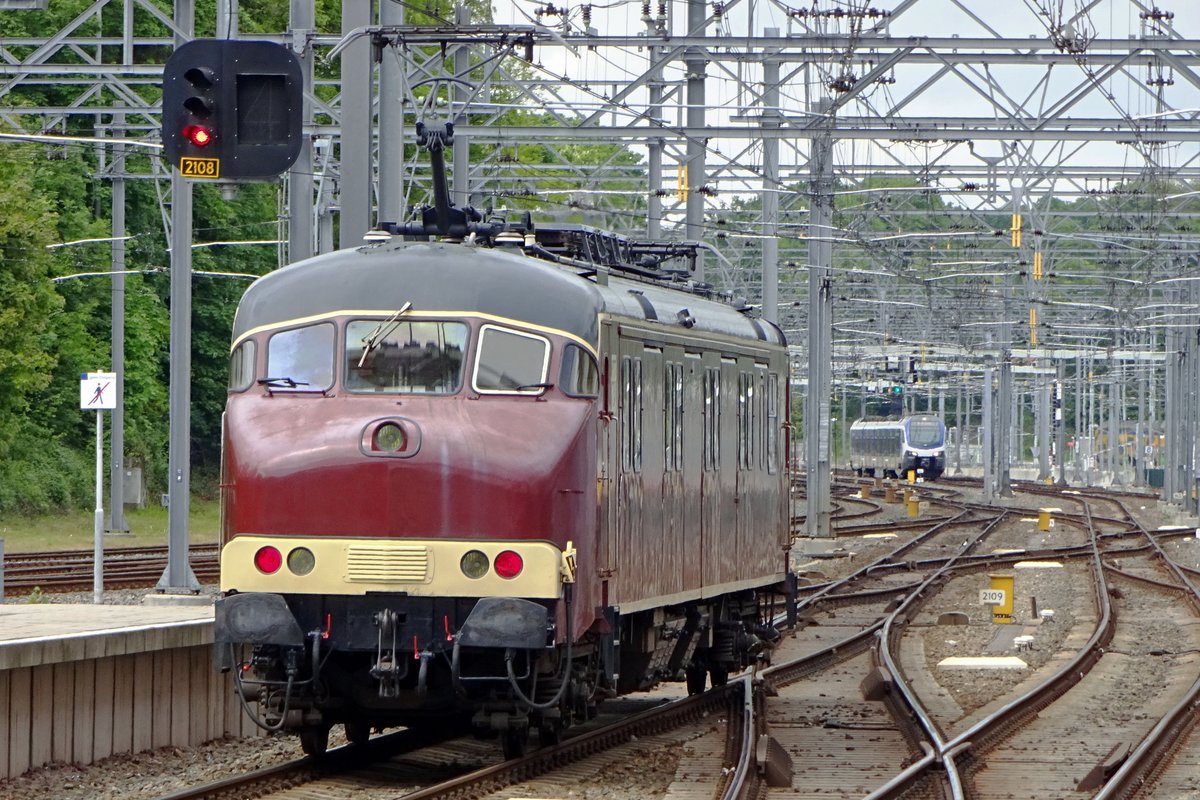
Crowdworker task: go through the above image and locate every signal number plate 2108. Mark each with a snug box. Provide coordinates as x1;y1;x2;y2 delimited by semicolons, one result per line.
179;157;220;179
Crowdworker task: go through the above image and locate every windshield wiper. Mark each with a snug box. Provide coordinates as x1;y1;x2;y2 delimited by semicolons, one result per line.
359;301;413;367
258;376;309;388
516;382;555;391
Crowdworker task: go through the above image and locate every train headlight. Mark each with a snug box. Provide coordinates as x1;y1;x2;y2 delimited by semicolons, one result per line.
460;549;490;579
373;422;406;452
287;547;316;576
254;546;282;574
494;550;524;579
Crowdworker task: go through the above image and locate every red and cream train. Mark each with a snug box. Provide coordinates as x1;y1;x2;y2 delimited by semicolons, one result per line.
215;169;796;758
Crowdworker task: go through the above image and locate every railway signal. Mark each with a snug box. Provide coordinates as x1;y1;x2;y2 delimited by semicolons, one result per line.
162;40;303;180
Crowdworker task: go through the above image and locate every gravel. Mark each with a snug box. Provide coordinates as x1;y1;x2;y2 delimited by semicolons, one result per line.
1;482;1194;800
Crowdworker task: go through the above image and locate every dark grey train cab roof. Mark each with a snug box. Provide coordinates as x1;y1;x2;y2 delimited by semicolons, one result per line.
232;238;786;349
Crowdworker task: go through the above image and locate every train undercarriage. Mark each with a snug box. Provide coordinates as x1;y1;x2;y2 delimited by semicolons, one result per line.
216;583;794;759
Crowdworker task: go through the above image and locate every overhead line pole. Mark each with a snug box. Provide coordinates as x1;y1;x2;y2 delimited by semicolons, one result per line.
806;98;833;539
159;0;200;593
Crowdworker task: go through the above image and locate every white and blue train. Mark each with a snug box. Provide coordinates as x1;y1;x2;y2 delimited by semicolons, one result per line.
849;415;946;480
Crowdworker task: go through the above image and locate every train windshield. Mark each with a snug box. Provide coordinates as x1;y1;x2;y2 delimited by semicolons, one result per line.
345;319;467;394
266;323;335;390
907;419;945;448
473;325;550;393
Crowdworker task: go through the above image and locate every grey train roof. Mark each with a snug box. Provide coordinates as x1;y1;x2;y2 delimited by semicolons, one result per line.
233;239;786;349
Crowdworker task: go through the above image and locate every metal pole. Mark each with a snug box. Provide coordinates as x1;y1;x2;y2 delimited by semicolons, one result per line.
761;54;780;325
159;169;199;593
1080;355;1089;482
805;99;833;539
93;410;104;604
377;0;403;226
983;365;994;501
1056;361;1066;485
1038;374;1051;480
159;0;199;593
685;0;706;281
288;0;315;262
108;125;128;533
452;5;471;209
338;0;372;247
954;378;963;475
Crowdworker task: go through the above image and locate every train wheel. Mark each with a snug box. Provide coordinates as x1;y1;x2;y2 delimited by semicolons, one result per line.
537;718;566;746
501;726;528;760
299;724;330;758
685;662;708;695
344;721;371;746
708;667;729;688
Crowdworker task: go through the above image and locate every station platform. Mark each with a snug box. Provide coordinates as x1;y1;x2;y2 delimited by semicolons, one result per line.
0;601;256;782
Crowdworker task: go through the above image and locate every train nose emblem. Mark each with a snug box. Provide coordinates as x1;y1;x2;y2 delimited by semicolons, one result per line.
360;417;423;458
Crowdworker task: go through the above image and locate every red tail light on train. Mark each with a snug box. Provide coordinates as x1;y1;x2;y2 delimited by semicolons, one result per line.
254;546;282;574
494;550;523;579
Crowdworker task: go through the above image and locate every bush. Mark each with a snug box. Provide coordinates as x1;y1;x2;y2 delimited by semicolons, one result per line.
0;429;92;515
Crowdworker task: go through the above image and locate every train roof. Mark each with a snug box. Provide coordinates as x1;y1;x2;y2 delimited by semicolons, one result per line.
850;415;944;428
232;237;786;350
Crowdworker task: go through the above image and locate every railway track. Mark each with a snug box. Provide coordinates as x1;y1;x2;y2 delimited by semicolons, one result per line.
2;544;220;595
76;484;1200;799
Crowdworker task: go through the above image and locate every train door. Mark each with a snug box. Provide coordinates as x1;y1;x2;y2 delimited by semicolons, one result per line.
614;336;645;605
734;361;756;585
681;352;704;591
639;345;666;599
768;368;790;550
597;319;620;601
660;346;687;597
716;356;740;586
700;353;723;589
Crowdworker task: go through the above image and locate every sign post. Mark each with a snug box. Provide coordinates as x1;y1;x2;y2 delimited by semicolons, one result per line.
81;372;117;603
981;574;1015;624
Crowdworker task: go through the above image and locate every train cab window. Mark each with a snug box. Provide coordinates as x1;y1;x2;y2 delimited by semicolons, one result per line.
228;339;257;392
908;418;945;448
561;344;599;398
473;325;550;394
346;319;467;394
266;323;334;390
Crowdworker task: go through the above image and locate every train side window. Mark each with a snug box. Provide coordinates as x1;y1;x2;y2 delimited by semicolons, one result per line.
346;319;467;394
766;372;779;473
737;372;754;470
664;362;683;471
703;367;720;470
620;356;643;472
473;325;550;394
266;323;335;390
561;344;599;398
228;339;257;392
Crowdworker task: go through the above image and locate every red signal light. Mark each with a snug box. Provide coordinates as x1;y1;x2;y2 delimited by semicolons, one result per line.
183;125;213;147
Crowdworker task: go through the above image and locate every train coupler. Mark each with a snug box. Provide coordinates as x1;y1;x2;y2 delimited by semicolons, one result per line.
371;609;407;697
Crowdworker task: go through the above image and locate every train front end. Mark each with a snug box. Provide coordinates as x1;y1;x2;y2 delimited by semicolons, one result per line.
214;241;603;755
901;414;947;479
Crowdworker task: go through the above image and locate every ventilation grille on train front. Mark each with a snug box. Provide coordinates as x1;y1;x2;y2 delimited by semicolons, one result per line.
345;544;430;583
